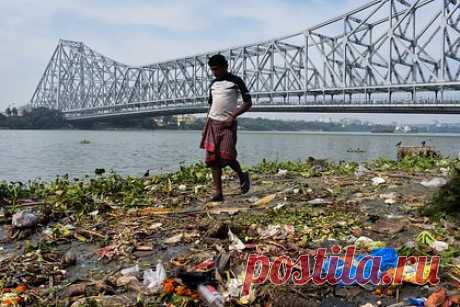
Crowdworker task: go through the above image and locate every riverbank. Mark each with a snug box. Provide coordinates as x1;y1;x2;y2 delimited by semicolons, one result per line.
0;157;459;306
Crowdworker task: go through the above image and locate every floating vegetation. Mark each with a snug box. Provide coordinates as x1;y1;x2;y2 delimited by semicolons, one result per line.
366;155;460;173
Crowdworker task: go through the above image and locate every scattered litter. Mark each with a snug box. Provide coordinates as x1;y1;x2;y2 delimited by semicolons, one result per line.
431;240;449;252
415;231;448;252
425;287;447;307
273;203;286;210
257;224;294;239
277;169;288;176
194;184;205;194
198;284;224;307
255;193;277;207
239;286;257;305
1;156;459;306
355;164;368;177
307;198;332;205
406;297;426;306
120;265;139;276
12;211;38;228
228;229;245;251
149;222;163;230
97;245;118;259
226;278;241;297
322;248;398;287
175;271;214;291
194;259;215;272
379;192;398;204
70;295;131;307
116;275;138;287
371;177;386;185
164;233;183;244
440;167;449;176
355;236;385;250
385;263;432;285
143;262;166;292
420;177;448;188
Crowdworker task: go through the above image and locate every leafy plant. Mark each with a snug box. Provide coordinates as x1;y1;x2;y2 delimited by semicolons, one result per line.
422;167;460;219
168;162;210;184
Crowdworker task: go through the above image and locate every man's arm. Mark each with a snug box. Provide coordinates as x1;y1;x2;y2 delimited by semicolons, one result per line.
208;87;213;105
230;76;252;119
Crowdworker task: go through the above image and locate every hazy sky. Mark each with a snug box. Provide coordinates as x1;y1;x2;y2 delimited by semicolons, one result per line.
1;0;459;124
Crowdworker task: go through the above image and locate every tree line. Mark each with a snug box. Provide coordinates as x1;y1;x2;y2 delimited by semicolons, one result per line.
0;107;69;129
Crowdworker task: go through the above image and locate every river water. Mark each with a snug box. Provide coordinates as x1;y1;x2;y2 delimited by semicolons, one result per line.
1;129;460;181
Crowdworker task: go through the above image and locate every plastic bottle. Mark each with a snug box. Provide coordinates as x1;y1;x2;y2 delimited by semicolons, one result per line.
197;284;224;307
120;264;139;276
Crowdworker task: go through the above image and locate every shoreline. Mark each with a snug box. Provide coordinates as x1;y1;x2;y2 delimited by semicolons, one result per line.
3;151;460;183
4;127;460;136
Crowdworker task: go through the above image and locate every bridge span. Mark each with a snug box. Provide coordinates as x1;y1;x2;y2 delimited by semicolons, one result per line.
30;0;460;121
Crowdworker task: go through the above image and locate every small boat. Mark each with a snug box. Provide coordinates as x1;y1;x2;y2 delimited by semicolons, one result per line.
371;127;395;133
347;148;367;153
80;139;91;144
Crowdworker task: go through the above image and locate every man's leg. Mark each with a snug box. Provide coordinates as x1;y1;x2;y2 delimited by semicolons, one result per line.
228;160;250;194
227;160;243;177
210;165;224;201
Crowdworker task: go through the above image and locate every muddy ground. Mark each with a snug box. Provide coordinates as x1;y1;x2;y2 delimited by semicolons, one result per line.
0;157;459;306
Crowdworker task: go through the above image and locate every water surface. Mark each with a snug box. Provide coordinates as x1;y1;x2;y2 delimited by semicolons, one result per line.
1;129;459;181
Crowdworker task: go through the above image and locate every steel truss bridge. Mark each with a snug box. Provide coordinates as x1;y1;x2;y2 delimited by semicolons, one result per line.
31;0;460;121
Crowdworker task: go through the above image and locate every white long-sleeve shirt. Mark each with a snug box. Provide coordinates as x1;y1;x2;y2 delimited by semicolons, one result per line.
208;73;252;121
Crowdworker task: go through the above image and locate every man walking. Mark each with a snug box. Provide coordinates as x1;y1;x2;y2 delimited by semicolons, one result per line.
200;54;252;202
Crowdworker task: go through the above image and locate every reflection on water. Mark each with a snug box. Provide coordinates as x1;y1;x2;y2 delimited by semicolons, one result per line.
1;129;460;181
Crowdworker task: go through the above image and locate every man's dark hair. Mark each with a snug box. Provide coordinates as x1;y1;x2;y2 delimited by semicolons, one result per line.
208;54;228;68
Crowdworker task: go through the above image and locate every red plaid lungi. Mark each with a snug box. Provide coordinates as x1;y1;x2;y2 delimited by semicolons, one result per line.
199;118;237;167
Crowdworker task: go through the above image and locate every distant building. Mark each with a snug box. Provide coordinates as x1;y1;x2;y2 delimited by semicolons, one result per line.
395;125;413;133
176;115;196;127
153;115;196;127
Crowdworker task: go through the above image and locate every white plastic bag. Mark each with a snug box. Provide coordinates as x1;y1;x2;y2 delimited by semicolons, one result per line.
12;211;38;228
228;229;245;251
420;177;447;188
371;177;386;186
143;262;166;292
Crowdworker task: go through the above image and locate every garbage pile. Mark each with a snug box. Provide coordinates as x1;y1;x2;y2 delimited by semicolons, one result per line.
0;156;459;306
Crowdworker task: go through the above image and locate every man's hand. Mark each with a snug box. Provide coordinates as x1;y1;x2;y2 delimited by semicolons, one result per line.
222;115;235;128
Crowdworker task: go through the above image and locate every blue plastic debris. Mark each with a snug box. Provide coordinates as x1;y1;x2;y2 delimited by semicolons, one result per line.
369;247;399;272
321;247;399;286
407;297;426;306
